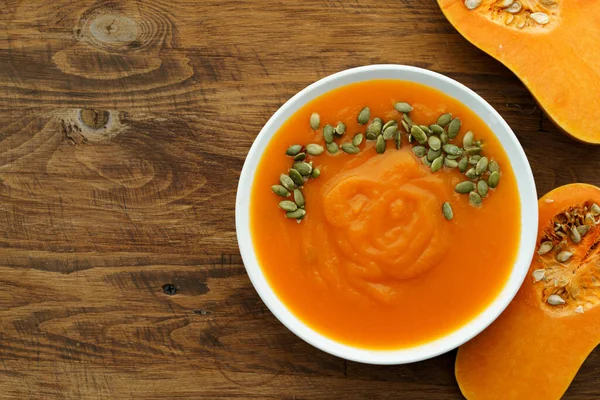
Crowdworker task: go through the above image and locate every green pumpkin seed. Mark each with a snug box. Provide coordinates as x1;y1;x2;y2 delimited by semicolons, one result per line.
403;113;413;129
431;156;444;172
442;144;461;156
488;171;500;188
430;124;444;135
280;173;296;190
427;148;441;162
465;168;479;180
408;134;413;143
440;131;449;145
469;191;482;207
353;133;364;146
279;200;298;212
293;162;312;176
294;152;306;161
374;117;382;123
310;113;320;130
463;130;474;148
341;143;360;154
455;181;476;194
323;125;334;143
475;156;489;175
428;135;442;151
477;180;489;198
488;160;500;173
444;158;459;168
420;125;432;135
311;168;321;178
592;203;600;216
272;185;290;197
401;120;410;133
437;113;452;127
476;140;482;147
293;189;305;208
286;209;306;220
375;135;386;154
286;144;303;156
464;146;482;156
382;120;398;132
335;123;346;136
288;169;304;186
446;153;461;160
469;155;481;165
412;146;427;157
305;144;324;156
367;120;382;138
458;157;468;172
383;125;398;140
442;202;453;220
395;131;402;149
422;156;432;167
394;102;413;113
411;125;427;144
326;141;339;154
358;107;370;125
447;117;461;139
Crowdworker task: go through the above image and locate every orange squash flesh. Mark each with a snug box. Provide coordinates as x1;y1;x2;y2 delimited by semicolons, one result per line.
456;183;600;400
437;1;600;144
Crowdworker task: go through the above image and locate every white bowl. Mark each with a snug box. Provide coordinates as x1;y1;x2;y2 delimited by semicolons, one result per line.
235;65;538;364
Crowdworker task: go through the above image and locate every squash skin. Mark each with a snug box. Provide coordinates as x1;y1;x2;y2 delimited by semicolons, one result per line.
455;183;600;400
437;1;600;144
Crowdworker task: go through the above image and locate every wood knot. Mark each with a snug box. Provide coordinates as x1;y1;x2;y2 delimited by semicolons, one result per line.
89;15;139;47
80;109;110;130
58;109;127;144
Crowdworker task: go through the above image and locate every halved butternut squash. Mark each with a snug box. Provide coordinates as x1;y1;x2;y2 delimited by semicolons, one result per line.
455;183;600;399
437;1;600;144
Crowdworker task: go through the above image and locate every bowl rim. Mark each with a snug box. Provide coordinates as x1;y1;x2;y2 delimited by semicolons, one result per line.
235;64;538;365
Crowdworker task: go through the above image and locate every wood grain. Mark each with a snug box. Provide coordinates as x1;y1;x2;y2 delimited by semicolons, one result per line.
1;0;599;398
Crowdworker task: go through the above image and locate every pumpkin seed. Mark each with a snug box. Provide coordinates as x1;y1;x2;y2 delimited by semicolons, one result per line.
475;156;489;175
592;203;600;216
488;160;500;173
358;107;370;125
395;131;402;149
465;168;479;180
575;305;585;314
442;144;461;156
352;133;364;146
455;181;476;194
408;134;413;143
530;11;550;25
310;113;320;130
288;169;304;186
286;144;303;156
557;251;573;263
464;0;482;9
477;180;489;198
411;125;427;144
394;102;413;113
279;200;298;212
280;173;296;190
538;241;553;255
341;143;360;154
306;144;324;156
286;209;306;219
447;117;461;139
469;191;482;207
547;294;566;306
311;168;321;178
444;158;459;168
428;136;442;151
335;123;346;136
293;189;305;208
293;162;312;176
442;202;453;220
413;145;427;158
374;117;382;124
506;1;522;13
430;124;444;135
532;269;546;282
383;125;398;140
323;125;334;143
326;141;339;154
441;131;449;144
272;185;290;197
427;148;442;162
458;157;468;172
422;156;432;167
401;120;410;133
446;154;461;160
420;125;432;135
497;0;513;6
431;156;444;172
437;113;452;127
577;224;591;237
366;120;382;138
382;120;398;132
294;152;306;161
403;113;413;128
488;171;500;188
571;226;582;244
464;146;482;156
463;131;474;148
585;212;595;225
375;135;386;154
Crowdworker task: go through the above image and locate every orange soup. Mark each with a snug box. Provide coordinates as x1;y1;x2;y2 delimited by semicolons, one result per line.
250;80;521;349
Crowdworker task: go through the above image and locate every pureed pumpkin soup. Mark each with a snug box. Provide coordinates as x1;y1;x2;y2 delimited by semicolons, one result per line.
250;80;520;350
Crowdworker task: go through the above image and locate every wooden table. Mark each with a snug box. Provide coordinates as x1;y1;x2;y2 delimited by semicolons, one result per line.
2;1;599;398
